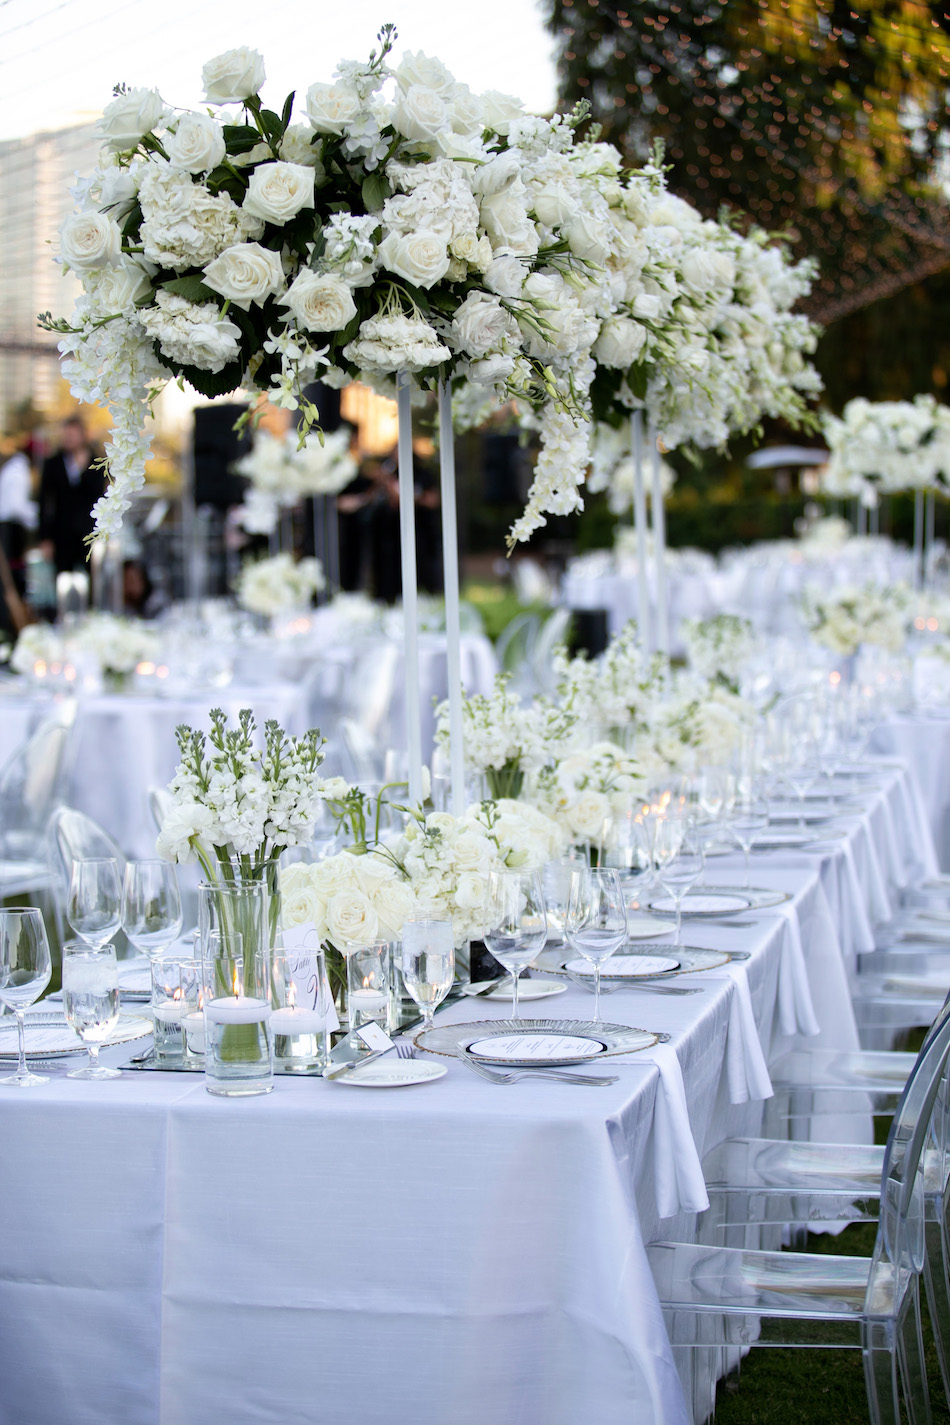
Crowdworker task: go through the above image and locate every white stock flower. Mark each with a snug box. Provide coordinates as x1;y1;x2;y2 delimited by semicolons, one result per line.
203;242;285;309
99;88;166;151
59;212;122;270
242;163;315;224
278;271;356;332
201;47;266;104
378;230;450;289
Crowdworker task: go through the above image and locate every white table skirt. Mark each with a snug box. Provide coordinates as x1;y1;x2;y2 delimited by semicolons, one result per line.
872;716;950;871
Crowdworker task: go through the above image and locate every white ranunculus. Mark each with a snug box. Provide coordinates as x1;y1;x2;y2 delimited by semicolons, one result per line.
594;316;647;369
59;211;122;270
393;85;447;142
165;112;227;174
378;229;450;289
278;271;356;332
451;291;515;357
467;352;516;386
484;253;527;298
326;889;378;950
98;87;166;151
533;182;578;228
242;162;315;225
95;258;152;310
395;51;458;96
565;213;610;266
201;47;266;105
479;90;524;135
305;81;361;135
454;871;487;910
203;242;285;309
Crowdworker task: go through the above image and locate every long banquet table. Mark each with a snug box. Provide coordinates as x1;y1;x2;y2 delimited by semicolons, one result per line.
0;756;940;1425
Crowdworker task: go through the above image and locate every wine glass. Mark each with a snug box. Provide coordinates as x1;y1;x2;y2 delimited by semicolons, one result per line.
401;920;455;1032
542;854;586;942
483;869;548;1019
564;868;628;1021
729;796;770;888
67;858;121;949
0;907;53;1088
62;941;122;1080
655;820;705;945
121;860;183;959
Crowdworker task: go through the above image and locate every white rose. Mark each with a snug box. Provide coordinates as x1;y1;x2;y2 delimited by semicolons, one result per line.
99;167;139;213
279;862;311;896
278;271;356;332
451;291;516;358
378;230;450;289
95;258;152;310
201;47;266;105
395;51;458;96
372;880;417;940
393;85;448;142
455;872;487;911
449;86;483;136
281;885;327;932
312;854;359;896
242;162;315;225
98;88;166;151
632;292;661;321
166;113;227;174
203;242;285;309
594;316;647;369
533;182;578;228
183;312;242;372
480;189;539;257
59;211;122;270
571;790;612;841
326;889;378;950
484;253;527;298
452;831;492;873
480;90;524;136
305;82;361;135
565;213;610;265
472;151;521;198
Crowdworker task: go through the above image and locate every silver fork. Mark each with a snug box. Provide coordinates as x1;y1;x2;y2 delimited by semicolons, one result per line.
456;1051;618;1087
394;1040;416;1061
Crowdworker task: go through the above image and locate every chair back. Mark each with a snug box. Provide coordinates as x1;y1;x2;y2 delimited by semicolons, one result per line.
148;785;174;833
0;701;76;860
48;806;127;888
876;992;950;1283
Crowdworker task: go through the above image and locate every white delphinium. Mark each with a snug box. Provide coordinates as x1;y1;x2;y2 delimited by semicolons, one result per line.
236;552;325;616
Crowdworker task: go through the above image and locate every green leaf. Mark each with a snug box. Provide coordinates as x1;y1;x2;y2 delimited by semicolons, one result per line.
223;124;261;155
160;275;219;304
121;202;143;242
626;360;649;402
280;91;296;133
260;108;283;145
361;170;391;213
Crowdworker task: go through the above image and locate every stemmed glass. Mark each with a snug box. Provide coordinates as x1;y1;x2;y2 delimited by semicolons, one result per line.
729;796;770;888
0;908;52;1087
401;919;455;1032
483;869;548;1020
564;868;628;1021
62;940;122;1080
541;854;586;941
67;858;121;949
121;860;183;959
655;820;705;945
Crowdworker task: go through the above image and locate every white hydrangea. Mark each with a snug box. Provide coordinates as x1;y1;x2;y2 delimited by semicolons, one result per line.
138;161;263;270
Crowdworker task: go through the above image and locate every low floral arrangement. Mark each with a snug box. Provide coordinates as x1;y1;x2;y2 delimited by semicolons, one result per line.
529;741;641;850
822;396;950;506
236;552;324;616
236;427;356;534
10;613;158;685
554;622;666;739
682;614;759;694
802;584;908;657
434;673;572;799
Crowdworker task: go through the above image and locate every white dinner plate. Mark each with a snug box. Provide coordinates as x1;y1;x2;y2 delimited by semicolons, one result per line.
649;891;752;917
324;1060;447;1087
481;979;567;1002
0;1012;152;1059
415;1018;661;1066
624;914;674;938
564;954;680;978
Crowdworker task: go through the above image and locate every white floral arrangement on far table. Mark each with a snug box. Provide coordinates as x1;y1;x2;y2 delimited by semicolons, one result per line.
822;395;950;507
236;552;324;616
802;583;909;658
10;613;158;686
236;427;357;534
434;673;573;800
682;614;759;694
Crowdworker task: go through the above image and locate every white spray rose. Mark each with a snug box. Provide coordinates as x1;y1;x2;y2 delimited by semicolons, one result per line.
201;47;266;105
59;211;122;269
451;291;516;357
632;292;661;321
242;162;315;225
203;242;285;309
484;253;527;297
165;113;227;173
98;87;166;151
467;352;516;386
533;182;578;228
278;271;356;332
305;83;361;135
480;189;539;257
378;229;450;288
565;213;611;265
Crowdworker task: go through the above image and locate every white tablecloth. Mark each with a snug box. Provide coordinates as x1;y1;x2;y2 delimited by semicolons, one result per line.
872;716;950;871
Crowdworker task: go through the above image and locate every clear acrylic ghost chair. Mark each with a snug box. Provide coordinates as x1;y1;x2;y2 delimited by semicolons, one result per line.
648;1002;950;1425
701;996;950;1405
530;607;572;697
0;702;76;898
48;806;127;890
494;611;540;695
848;949;950;1047
339;718;384;785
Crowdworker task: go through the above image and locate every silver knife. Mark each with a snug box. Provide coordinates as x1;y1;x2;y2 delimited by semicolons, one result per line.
468;977;507;997
324;1048;393;1080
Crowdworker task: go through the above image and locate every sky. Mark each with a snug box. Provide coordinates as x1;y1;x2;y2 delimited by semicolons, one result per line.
0;0;559;142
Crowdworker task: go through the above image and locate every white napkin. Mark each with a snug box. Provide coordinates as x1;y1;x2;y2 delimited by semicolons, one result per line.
723;970;773;1105
776;912;820;1038
643;1042;709;1218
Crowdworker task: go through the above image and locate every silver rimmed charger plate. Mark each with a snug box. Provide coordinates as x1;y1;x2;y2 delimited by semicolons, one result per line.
648;890;753;919
752;827;847;851
701;886;792;909
548;946;732;982
414;1018;661;1067
0;1012;152;1059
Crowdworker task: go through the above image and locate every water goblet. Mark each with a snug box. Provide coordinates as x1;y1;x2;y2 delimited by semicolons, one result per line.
564;867;628;1021
655;820;705;945
729;797;770;888
67;857;121;949
121;859;183;960
541;853;587;941
483;870;548;1019
62;940;122;1080
0;907;53;1087
401;920;455;1032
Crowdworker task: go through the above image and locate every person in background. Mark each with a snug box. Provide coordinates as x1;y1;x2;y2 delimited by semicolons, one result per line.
0;436;38;598
38;415;104;573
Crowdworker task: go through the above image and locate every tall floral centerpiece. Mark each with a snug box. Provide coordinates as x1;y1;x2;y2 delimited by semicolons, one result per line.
822;397;950;509
235;427;356;536
235;551;324;619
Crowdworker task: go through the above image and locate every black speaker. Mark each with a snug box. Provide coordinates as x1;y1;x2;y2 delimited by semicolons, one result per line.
193;403;251;509
569;609;610;659
300;382;342;433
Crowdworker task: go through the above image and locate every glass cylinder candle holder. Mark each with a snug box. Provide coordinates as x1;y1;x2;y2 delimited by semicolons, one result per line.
150;955;199;1064
200;931;273;1097
346;941;392;1034
271;947;330;1075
